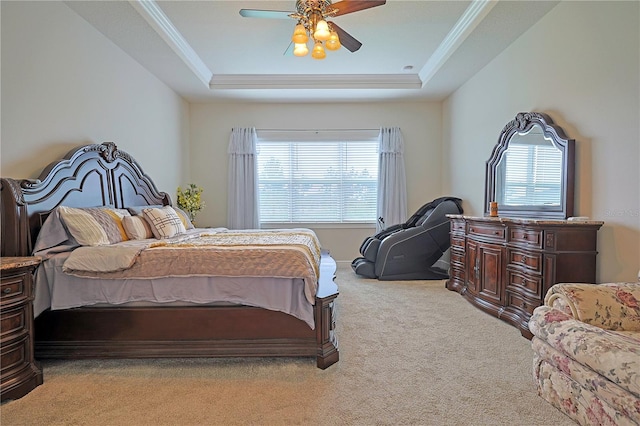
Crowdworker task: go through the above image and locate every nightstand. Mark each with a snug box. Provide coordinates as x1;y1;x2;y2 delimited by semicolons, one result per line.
1;257;43;401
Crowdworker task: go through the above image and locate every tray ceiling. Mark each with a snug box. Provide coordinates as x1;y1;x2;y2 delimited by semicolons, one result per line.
65;0;559;102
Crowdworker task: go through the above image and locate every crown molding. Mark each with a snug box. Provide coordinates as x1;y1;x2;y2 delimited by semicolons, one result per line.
129;0;213;87
129;0;489;93
419;0;498;86
210;74;422;90
129;0;422;92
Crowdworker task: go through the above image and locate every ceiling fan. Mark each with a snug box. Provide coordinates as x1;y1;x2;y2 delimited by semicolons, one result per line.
239;0;386;58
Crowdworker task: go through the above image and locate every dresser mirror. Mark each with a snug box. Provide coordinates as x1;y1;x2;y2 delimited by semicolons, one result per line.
484;112;575;218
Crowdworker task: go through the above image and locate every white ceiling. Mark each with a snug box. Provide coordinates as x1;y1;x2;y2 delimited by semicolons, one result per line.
65;0;559;103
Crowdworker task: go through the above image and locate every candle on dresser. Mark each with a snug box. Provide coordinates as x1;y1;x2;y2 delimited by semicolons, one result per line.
490;201;499;217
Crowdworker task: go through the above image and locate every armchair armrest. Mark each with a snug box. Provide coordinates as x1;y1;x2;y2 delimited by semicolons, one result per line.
529;305;640;400
545;283;640;332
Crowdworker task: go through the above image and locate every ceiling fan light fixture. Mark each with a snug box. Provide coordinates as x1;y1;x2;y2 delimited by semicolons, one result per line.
325;31;341;51
313;19;330;41
292;23;308;44
293;42;309;57
241;0;387;59
311;41;326;60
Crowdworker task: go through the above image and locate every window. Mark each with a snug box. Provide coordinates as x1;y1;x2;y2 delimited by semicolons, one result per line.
500;142;562;206
256;131;379;224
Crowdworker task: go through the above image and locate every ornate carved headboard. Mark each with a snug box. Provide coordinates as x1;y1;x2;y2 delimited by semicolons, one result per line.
1;142;170;257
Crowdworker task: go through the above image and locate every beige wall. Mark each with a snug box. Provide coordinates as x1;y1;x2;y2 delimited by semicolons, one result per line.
443;1;640;282
3;1;637;277
0;1;189;193
189;101;442;261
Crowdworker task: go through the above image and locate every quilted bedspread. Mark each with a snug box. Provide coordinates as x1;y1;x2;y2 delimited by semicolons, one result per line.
63;229;322;304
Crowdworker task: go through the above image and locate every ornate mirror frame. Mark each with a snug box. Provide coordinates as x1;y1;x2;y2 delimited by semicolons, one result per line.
484;112;575;219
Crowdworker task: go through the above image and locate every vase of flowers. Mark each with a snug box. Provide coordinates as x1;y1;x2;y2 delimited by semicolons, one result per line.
176;183;204;222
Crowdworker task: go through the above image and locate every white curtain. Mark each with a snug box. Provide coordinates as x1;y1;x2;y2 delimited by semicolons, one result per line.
227;127;259;229
377;127;407;232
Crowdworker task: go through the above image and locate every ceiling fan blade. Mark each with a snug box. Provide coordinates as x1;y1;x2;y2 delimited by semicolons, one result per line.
239;9;293;19
331;0;386;17
328;21;362;52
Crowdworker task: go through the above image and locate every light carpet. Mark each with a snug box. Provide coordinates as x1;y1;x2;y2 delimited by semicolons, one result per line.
1;264;573;425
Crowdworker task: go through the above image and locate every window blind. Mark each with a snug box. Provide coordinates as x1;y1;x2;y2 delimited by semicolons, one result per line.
256;135;379;224
502;144;562;206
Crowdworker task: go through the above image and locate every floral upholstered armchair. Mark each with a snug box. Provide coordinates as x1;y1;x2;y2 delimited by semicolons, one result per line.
529;282;640;426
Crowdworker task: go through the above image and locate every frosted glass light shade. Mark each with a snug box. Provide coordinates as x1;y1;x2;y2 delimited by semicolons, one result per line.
313;20;330;41
292;24;308;44
325;31;341;51
311;42;326;59
293;42;309;57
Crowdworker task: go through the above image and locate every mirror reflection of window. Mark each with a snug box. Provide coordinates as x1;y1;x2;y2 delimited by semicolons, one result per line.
496;126;562;207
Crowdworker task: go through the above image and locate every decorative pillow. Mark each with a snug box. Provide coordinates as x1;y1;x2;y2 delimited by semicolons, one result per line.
122;215;154;240
173;206;195;230
126;205;163;216
142;206;186;239
58;206;130;246
128;205;195;230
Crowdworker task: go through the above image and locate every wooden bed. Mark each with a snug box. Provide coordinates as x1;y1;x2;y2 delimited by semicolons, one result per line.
0;142;339;369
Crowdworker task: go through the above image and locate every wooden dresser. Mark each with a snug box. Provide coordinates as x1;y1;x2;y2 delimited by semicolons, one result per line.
446;215;603;338
1;257;43;401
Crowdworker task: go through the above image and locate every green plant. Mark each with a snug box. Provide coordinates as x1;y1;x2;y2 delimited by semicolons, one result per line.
176;183;204;221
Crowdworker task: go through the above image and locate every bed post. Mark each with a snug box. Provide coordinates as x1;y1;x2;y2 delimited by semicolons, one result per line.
315;251;339;369
315;294;339;369
0;178;31;257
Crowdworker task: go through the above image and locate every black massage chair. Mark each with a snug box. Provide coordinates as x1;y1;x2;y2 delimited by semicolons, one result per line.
351;197;463;280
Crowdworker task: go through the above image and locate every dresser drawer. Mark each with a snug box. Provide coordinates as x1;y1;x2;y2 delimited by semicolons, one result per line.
506;269;543;298
450;264;465;281
450;236;465;250
506;291;540;316
450;219;466;233
450;248;465;265
0;276;27;306
468;223;506;242
507;249;543;273
509;228;543;248
0;305;28;338
0;335;30;376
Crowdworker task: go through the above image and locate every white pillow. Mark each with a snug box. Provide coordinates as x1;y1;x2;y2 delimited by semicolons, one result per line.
122;215;154;240
142;206;186;239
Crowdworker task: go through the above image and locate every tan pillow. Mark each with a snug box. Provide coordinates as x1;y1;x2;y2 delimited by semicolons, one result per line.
105;209;131;241
122;215;154;240
59;206;130;246
142;206;186;239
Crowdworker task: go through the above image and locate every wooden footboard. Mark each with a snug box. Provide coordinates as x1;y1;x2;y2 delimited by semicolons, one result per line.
34;253;339;369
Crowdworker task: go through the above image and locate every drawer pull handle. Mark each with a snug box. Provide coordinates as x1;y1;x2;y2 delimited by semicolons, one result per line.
523;235;528;239
3;288;12;294
494;231;500;235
